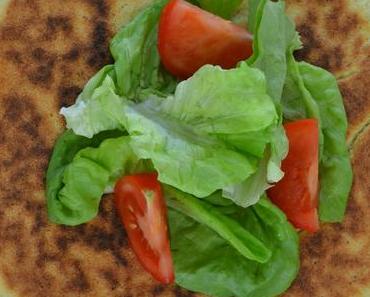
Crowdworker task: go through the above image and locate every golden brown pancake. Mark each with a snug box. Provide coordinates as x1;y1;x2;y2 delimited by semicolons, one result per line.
0;1;369;297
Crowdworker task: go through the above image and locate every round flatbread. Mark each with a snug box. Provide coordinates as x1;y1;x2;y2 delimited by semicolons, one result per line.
0;1;368;296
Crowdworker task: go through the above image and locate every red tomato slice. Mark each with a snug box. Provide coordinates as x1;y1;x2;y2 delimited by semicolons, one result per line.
114;173;174;284
267;119;320;233
158;0;253;79
288;208;319;234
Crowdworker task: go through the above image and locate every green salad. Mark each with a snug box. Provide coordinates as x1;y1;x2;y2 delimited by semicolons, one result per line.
46;0;352;296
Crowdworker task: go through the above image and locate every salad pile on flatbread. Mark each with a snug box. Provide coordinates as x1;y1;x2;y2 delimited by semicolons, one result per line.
42;0;352;297
44;1;352;296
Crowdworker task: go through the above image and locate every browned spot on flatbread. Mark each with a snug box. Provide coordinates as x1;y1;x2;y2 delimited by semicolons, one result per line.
62;46;80;61
27;60;56;87
45;15;72;37
100;269;120;290
286;0;369;75
339;58;370;141
174;287;196;297
0;24;26;41
153;284;167;295
0;95;49;183
88;0;109;17
86;20;112;68
0;0;112;110
58;85;82;108
4;49;23;63
66;260;91;293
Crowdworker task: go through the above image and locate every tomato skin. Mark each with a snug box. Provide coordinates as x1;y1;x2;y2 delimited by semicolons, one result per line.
158;0;253;79
267;119;320;233
114;173;174;284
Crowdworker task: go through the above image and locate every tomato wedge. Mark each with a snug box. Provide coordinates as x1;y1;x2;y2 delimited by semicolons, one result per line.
267;119;320;233
114;173;174;284
158;0;253;79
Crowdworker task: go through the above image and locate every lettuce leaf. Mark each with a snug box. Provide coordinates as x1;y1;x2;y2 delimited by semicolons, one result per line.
223;125;288;207
57;62;285;222
282;59;352;222
165;186;271;263
190;0;243;19
249;0;352;222
121;64;279;201
60;0;291;208
60;69;126;138
110;0;176;99
46;132;139;226
219;0;297;208
61;1;176;138
63;62;283;206
248;0;300;107
168;195;299;297
46;130;121;224
299;63;352;221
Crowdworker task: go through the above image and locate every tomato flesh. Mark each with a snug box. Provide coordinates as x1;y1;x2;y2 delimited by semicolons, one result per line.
114;173;174;284
267;119;320;233
158;0;253;79
288;208;319;234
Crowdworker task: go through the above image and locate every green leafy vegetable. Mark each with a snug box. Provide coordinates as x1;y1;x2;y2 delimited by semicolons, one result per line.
47;132;138;226
282;51;325;160
110;0;177;99
299;62;352;221
62;62;284;206
60;69;126;138
165;186;271;263
282;60;352;222
190;0;243;19
219;0;297;208
247;0;265;34
248;0;301;106
46;130;121;224
168;195;299;297
121;64;279;202
61;1;176;138
248;0;352;222
281;54;321;126
223;125;288;207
